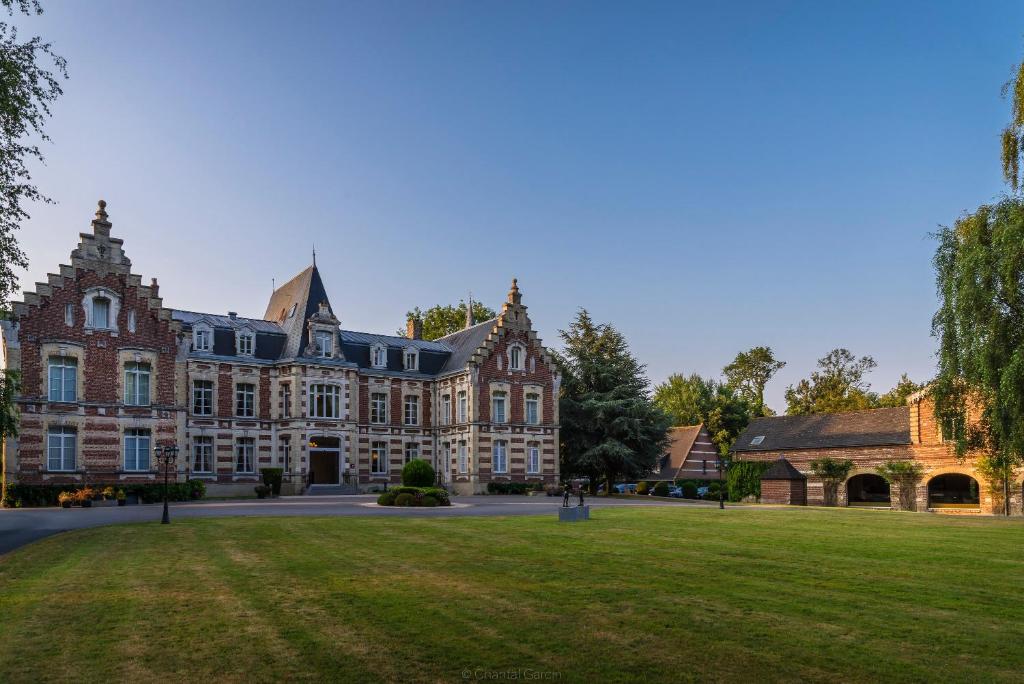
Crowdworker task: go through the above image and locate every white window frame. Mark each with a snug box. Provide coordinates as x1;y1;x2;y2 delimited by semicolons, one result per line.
371;343;388;368
281;438;291;471
527;444;540;474
192;379;214;416
370;441;388;474
235;437;255;474
235;383;255;418
236;329;255;356
492;391;507;424
507;343;525;371
458;441;468;474
493;440;508;474
281;383;291;418
441;394;451;425
47;426;77;472
404;395;419;426
403;347;418;371
124;429;151;472
193;436;214;474
48;356;77;403
457;391;467;423
370;392;388;424
309;383;342;419
525;392;540;425
314;329;333;358
93;296;111;329
64;302;74;327
82;287;120;331
193;325;213;353
404;442;419;464
124;362;151;406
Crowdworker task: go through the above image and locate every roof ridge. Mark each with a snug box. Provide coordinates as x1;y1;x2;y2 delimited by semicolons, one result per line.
436;317;498;341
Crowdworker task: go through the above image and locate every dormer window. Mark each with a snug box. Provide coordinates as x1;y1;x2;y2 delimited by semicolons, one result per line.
403;347;418;371
371;343;387;368
193;325;212;353
314;330;333;358
508;343;525;371
237;330;255;356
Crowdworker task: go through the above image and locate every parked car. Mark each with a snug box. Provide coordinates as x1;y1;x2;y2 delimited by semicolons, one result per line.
613;483;638;494
667;486;683;498
697;486;710;499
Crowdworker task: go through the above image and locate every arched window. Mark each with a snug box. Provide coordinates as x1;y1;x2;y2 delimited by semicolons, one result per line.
507;343;525;371
82;287;120;331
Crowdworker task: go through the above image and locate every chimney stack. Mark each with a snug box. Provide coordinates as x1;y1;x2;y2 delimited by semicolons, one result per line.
407;315;423;340
228;311;237;320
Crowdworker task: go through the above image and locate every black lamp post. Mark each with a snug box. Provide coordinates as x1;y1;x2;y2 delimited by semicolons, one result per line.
716;456;729;510
154;444;179;524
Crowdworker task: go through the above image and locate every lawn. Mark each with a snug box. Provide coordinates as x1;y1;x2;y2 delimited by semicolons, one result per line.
2;508;1024;683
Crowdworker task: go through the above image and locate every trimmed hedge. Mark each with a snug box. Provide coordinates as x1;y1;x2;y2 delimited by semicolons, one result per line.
486;481;543;495
652;481;670;497
2;480;206;508
260;468;284;497
402;460;436;487
376;485;451;507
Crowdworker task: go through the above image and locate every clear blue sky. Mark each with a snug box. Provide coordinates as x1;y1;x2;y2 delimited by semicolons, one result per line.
12;1;1024;412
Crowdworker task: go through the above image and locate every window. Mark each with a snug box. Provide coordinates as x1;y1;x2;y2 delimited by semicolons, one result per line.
47;426;76;471
127;309;136;333
527;444;540;474
371;343;387;368
404;348;418;371
193;436;213;474
281;383;292;418
124;429;151;471
492;391;507;424
493;440;508;474
93;297;110;329
404;395;419;426
750;436;765;446
64;303;74;327
192;379;213;415
457;391;468;423
314;330;333;357
525;393;539;425
235;437;255;474
309;384;342;419
48;356;77;403
124;362;151;406
237;330;255;356
442;441;450;472
404;442;419;463
281;437;291;471
458;441;468;474
288;303;297;318
370;392;388;424
370;441;388;474
193;326;212;352
235;383;255;417
441;394;451;425
509;344;523;370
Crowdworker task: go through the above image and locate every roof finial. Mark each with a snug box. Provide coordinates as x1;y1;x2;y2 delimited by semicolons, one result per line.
466;292;475;329
508;277;521;305
312;244;317;267
95;199;108;222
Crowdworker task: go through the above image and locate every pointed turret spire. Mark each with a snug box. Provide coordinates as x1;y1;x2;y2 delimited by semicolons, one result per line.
312;244;317;268
465;292;475;329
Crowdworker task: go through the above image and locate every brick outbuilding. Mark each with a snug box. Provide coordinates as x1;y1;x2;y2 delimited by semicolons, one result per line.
759;457;806;505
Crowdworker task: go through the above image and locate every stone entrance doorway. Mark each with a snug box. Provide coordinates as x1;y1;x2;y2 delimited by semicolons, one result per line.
847;474;890;506
928;473;980;509
308;436;341;486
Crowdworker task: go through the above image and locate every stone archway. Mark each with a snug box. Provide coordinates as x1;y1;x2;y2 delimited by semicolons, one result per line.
927;473;980;509
846;473;890;506
308;435;342;486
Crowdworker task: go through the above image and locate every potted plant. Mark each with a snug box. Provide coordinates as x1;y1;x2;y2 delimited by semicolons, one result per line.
79;487;95;508
116;489;127;506
254;484;270;499
102;486;116;500
58;491;74;509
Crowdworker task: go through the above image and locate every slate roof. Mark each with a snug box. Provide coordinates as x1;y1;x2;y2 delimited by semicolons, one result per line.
761;457;806;480
172;310;283;334
436;318;497;374
732;407;911;452
262;265;334;358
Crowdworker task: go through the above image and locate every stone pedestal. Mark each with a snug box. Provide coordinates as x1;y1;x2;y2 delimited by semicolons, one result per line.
558;505;590;522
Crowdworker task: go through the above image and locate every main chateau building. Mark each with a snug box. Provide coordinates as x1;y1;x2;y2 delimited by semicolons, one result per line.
1;202;561;495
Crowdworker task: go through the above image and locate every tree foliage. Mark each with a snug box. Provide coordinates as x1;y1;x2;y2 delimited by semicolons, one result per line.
556;309;670;491
932;195;1024;515
400;301;497;340
784;349;878;415
1001;61;1024;191
876;373;924;408
652;373;751;455
809;457;854;507
722;346;785;417
875;459;924;511
0;0;66;312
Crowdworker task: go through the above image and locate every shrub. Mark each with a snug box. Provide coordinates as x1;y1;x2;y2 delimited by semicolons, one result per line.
377;491;396;506
102;486;116;499
809;458;854;506
57;491;75;506
876;460;924;511
2;482;207;507
421;487;450;506
394;492;414;506
254;485;271;499
260;468;284;497
726;461;771;502
681;481;698;499
422;495;439;507
402;459;435;487
636;481;649;495
653;481;670;497
116;489;126;501
486;482;534;495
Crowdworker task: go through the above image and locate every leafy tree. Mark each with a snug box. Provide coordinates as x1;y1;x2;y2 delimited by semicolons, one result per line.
784;349;878;415
809;457;854;507
652;373;751;455
399;301;497;340
725;460;771;502
723;346;785;416
556;309;670;493
876;374;924;408
876;460;924;511
1;0;66;312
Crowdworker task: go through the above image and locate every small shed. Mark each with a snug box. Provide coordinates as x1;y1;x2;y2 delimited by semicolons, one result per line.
760;457;807;505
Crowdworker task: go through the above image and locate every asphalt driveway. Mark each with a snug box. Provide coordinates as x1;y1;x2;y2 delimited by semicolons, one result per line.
0;494;721;555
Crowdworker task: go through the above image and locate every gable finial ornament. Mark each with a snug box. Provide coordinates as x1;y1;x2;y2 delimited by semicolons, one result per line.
95;199;108;222
508;277;521;305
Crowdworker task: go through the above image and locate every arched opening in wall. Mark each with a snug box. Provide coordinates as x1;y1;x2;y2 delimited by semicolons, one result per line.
846;474;890;506
927;474;980;509
309;435;341;486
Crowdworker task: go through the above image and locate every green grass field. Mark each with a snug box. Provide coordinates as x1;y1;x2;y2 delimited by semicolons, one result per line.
2;508;1023;683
